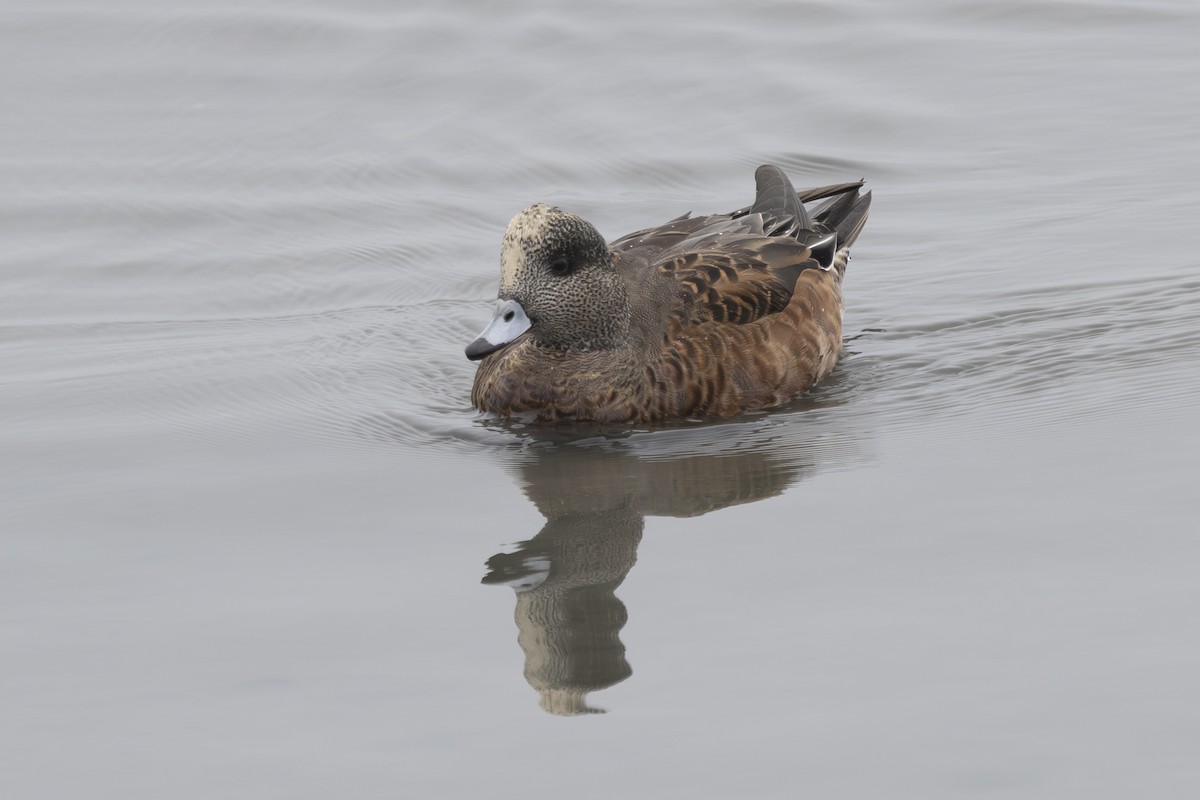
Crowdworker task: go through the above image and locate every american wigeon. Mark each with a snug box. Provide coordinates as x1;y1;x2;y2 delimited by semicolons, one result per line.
466;165;871;422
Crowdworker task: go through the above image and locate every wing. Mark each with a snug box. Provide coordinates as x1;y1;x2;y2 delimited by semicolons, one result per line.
658;236;824;331
614;173;870;337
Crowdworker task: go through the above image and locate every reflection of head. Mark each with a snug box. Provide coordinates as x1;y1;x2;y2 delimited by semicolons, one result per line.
484;507;641;716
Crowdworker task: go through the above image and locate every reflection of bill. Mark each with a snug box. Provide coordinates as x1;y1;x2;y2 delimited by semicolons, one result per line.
481;421;853;714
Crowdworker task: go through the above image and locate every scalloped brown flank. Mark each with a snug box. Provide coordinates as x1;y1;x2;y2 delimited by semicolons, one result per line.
467;165;871;423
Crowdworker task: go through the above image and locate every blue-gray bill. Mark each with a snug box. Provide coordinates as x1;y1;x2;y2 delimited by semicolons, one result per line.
465;298;532;361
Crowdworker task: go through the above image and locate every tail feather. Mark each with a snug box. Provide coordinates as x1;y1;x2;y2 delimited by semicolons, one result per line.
828;189;871;250
797;181;865;205
804;182;871;251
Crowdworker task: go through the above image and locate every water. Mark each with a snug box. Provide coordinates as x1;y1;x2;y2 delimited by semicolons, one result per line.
3;1;1198;797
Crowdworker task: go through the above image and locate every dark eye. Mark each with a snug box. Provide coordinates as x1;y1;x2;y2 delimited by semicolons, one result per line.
549;256;571;275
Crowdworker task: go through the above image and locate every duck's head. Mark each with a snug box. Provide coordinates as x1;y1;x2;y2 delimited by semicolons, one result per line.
465;204;629;361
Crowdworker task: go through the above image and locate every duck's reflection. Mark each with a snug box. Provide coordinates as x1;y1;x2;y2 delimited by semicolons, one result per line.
482;415;852;715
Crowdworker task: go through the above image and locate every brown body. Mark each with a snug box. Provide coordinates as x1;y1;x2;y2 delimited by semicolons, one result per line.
472;257;847;422
467;168;871;423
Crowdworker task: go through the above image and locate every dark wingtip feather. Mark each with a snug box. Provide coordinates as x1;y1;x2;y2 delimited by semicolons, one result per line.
751;164;812;229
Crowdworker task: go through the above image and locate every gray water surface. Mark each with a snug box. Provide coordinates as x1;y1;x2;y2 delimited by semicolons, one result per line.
3;1;1199;798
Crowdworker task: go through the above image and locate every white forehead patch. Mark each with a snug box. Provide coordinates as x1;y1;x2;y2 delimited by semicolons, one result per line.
500;203;555;292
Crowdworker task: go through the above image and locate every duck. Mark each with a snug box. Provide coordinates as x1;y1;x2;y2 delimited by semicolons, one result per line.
465;164;871;423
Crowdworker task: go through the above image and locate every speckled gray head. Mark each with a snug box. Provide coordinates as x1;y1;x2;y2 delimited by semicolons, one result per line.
465;204;630;360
